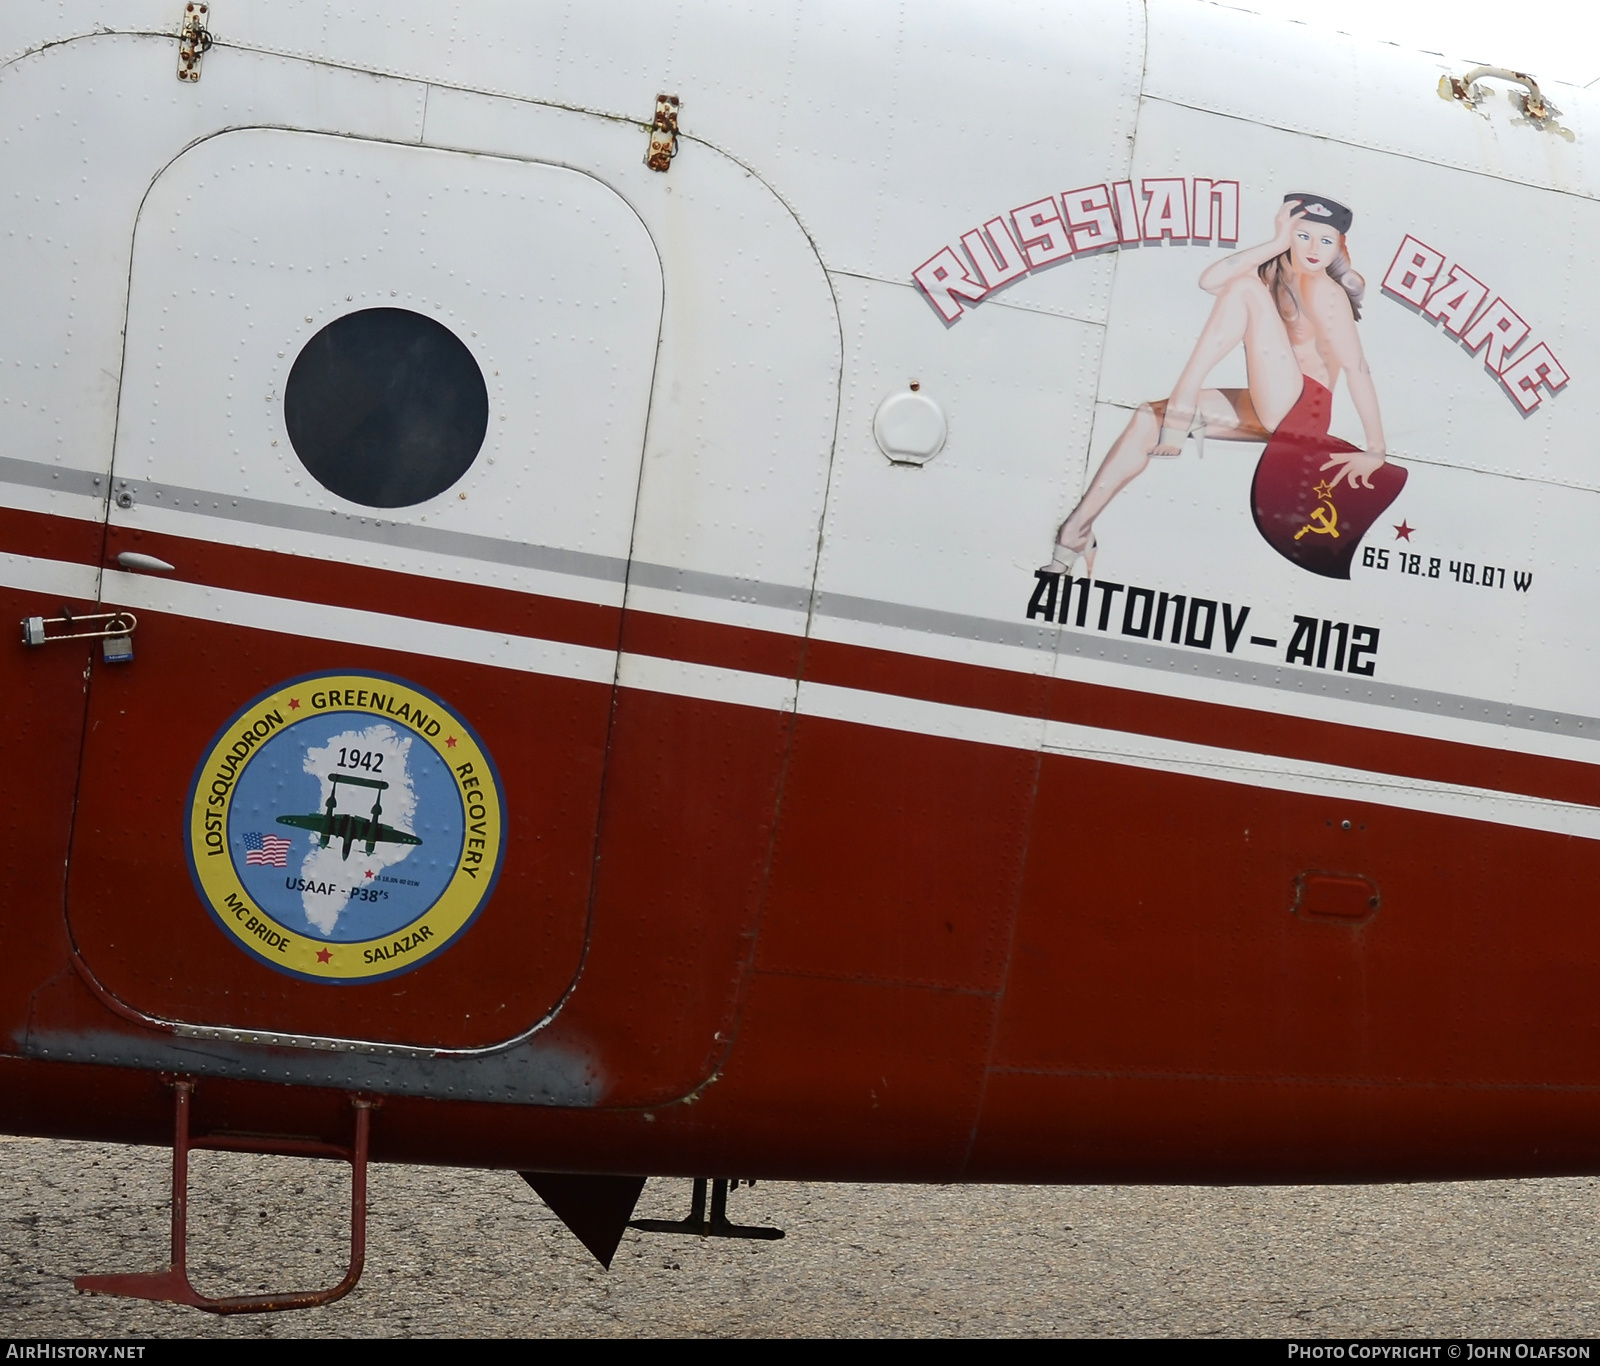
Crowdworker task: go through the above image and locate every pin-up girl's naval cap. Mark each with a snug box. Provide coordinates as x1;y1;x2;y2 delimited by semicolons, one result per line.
1283;193;1353;234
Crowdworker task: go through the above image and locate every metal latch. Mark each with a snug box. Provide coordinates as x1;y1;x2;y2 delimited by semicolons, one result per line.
21;610;138;663
646;94;679;172
178;3;212;82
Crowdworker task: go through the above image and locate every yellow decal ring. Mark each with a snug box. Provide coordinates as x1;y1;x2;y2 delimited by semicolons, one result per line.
185;671;505;983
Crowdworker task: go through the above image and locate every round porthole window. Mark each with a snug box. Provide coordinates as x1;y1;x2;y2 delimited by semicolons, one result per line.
283;307;490;508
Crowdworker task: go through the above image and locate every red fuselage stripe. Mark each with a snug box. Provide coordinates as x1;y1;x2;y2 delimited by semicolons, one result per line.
805;637;1600;808
6;507;1593;809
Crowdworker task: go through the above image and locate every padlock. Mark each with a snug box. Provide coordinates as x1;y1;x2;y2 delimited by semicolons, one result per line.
17;609;137;652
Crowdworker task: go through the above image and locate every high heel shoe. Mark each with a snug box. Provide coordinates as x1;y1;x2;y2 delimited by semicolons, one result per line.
1158;412;1207;459
1040;534;1097;579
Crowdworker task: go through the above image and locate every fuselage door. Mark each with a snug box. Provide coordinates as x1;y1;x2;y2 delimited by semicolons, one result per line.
64;128;662;1049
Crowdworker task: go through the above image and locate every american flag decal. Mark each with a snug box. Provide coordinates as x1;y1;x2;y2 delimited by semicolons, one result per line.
243;832;291;867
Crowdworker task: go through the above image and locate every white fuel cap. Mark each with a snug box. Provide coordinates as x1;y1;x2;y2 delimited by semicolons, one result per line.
873;388;947;464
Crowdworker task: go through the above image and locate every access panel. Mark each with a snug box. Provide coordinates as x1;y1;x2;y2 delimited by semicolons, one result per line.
66;129;662;1049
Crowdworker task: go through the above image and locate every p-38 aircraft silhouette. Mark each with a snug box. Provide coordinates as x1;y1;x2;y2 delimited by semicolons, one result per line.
1;0;1594;1318
276;774;423;862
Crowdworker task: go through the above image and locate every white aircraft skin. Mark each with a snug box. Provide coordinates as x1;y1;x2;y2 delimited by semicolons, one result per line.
2;1;1587;813
1;0;1598;1251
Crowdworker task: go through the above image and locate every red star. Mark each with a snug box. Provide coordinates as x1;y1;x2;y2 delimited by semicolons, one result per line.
1394;521;1415;541
288;697;301;710
364;869;374;878
445;735;458;748
315;948;332;963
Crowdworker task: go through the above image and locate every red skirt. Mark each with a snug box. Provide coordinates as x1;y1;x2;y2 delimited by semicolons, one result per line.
1250;376;1406;579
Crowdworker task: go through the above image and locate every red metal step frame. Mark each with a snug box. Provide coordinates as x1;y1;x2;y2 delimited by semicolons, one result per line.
75;1079;376;1313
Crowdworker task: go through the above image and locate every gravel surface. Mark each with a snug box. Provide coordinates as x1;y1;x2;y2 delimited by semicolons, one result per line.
4;1136;1600;1337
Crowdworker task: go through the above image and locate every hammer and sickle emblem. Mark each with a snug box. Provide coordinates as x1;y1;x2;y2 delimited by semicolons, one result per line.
1293;499;1340;541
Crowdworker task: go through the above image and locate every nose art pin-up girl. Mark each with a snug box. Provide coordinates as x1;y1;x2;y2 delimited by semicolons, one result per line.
1044;194;1406;580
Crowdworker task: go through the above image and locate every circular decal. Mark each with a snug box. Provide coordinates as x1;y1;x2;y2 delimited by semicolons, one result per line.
186;672;505;982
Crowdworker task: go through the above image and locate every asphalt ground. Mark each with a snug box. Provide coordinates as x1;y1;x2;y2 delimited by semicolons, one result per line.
4;1135;1600;1337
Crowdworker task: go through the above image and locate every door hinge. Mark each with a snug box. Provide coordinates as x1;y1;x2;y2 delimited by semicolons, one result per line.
178;3;212;83
646;93;679;172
